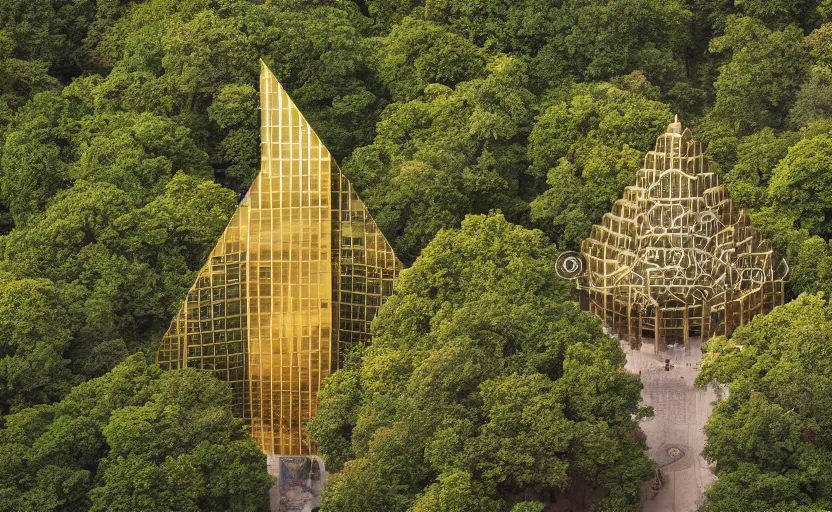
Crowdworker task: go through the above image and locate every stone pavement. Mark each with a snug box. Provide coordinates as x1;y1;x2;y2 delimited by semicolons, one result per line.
622;337;719;512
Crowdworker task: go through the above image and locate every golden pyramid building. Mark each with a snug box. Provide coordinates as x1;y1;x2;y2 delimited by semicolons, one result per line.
156;61;402;456
558;118;789;352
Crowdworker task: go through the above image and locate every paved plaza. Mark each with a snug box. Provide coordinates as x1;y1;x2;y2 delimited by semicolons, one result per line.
624;338;719;512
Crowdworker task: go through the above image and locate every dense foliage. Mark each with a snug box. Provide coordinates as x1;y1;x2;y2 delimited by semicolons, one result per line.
0;354;273;512
309;214;653;511
696;294;832;512
1;0;832;509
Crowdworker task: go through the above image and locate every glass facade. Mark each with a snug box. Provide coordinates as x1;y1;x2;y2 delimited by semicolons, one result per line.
156;60;402;455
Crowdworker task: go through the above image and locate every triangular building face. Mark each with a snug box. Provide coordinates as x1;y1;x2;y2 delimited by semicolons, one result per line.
561;119;788;352
156;61;402;455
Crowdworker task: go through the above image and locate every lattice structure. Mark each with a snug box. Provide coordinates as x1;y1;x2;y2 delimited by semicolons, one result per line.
558;118;788;352
156;60;402;455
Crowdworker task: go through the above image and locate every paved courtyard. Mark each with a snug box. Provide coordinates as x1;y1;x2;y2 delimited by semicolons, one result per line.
622;338;719;512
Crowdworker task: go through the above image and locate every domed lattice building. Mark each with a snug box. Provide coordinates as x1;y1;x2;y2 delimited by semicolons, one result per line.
558;118;789;352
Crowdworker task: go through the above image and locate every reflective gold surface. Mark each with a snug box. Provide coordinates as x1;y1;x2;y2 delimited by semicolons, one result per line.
156;61;401;455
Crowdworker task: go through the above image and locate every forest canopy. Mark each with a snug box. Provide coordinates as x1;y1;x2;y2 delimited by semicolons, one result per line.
696;294;832;512
309;214;653;511
1;0;832;510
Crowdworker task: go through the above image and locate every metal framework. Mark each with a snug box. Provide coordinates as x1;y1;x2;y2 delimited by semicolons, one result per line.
557;118;788;351
155;60;402;455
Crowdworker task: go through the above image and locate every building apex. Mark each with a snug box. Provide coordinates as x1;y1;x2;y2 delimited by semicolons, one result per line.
668;114;682;134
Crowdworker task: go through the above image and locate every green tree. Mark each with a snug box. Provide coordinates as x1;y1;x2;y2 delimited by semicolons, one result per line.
768;132;832;238
0;174;235;374
418;0;693;92
697;294;832;511
790;23;832;128
411;470;502;512
735;0;821;30
563;0;692;87
95;0;386;188
724;128;800;209
364;0;420;32
0;0;139;79
422;0;565;56
705;16;809;136
346;56;536;262
791;236;832;299
375;16;485;102
0;272;76;414
89;367;273;512
0;29;57;130
310;214;652;511
69;111;213;200
0;91;69;224
790;66;832;128
528;82;672;249
207;83;259;185
111;172;238;319
0;354;273;512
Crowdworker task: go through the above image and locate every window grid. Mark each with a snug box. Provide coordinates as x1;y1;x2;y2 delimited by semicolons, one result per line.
156;60;402;456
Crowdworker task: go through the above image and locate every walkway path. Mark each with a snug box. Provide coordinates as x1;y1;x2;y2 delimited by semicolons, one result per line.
623;338;719;512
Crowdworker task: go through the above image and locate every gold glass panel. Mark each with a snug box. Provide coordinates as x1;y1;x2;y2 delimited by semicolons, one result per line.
156;60;402;455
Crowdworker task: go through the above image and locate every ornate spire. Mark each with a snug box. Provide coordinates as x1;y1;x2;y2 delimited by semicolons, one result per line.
557;119;788;352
